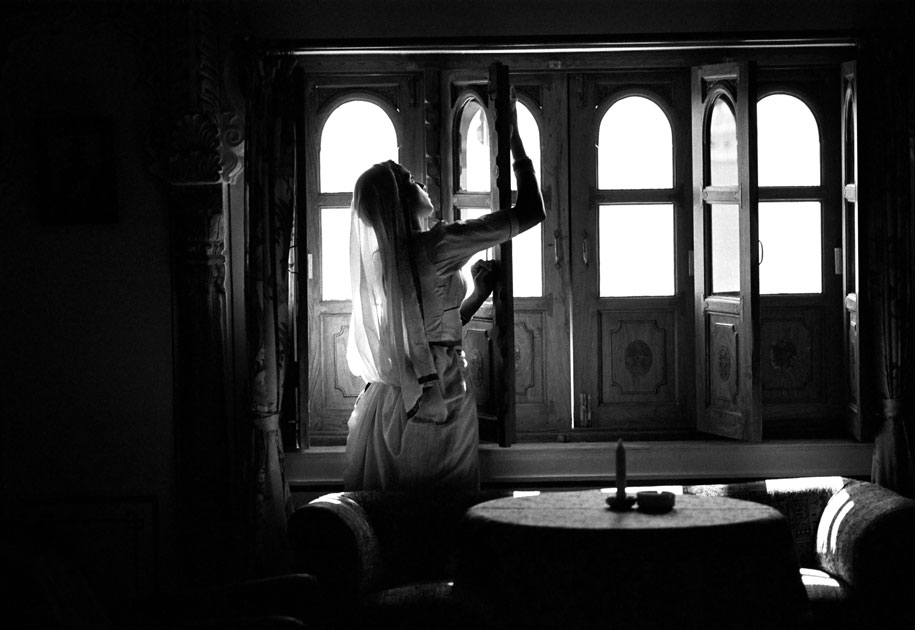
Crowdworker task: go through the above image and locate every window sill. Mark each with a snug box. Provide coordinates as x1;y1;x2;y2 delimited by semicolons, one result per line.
286;439;873;489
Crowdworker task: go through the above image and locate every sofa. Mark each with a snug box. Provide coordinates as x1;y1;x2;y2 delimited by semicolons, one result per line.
287;477;914;629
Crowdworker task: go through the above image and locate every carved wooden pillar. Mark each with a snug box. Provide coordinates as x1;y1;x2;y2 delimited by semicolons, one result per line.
164;1;247;587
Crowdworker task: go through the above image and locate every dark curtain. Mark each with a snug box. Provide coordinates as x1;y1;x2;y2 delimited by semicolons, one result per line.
245;56;300;574
868;33;915;498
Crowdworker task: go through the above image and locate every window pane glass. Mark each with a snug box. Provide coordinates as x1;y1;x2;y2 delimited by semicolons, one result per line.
459;101;490;192
599;204;674;297
711;203;740;293
513;224;542;297
321;101;398;193
758;94;820;186
511;101;542;190
459;208;542;299
321;207;351;300
759;202;822;294
709;97;738;187
598;96;673;189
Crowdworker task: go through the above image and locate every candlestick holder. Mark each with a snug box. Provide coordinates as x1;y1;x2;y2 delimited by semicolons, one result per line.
606;493;637;511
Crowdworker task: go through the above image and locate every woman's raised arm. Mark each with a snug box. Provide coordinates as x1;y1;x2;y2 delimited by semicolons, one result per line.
507;91;545;235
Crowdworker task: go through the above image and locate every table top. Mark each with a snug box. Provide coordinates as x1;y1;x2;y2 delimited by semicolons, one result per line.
457;489;809;628
465;490;783;531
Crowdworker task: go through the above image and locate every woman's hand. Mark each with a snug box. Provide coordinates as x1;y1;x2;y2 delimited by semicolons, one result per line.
471;259;498;298
461;259;498;325
509;85;519;137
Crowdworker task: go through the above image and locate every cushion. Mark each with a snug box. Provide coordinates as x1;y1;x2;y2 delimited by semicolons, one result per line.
685;476;848;567
816;479;915;619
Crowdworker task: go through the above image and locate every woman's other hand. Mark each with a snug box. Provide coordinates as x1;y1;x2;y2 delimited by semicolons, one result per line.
471;259;498;297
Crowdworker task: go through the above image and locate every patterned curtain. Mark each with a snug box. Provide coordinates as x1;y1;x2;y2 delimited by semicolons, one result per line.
869;36;915;499
245;56;300;574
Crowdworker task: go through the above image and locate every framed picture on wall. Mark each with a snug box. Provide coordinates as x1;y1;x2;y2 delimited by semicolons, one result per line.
35;116;118;224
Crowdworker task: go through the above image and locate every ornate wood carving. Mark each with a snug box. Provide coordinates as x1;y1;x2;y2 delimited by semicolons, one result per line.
424;67;442;212
513;318;541;400
314;84;402;115
710;319;739;407
323;314;365;403
168;112;223;184
463;326;493;408
760;315;816;401
602;314;672;403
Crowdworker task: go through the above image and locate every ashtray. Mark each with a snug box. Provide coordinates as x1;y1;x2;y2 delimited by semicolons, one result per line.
605;494;637;511
636;491;676;513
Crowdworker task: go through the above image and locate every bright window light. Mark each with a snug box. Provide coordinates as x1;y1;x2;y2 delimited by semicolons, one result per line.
758;94;821;186
321;207;351;300
598;96;673;189
321;100;398;193
600;204;675;297
759;202;822;294
460;102;491;192
511;101;542;190
711;203;740;293
709;97;738;187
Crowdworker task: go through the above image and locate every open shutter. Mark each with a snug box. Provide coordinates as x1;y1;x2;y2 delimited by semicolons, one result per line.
484;62;516;446
841;60;865;440
447;64;516;446
692;62;762;441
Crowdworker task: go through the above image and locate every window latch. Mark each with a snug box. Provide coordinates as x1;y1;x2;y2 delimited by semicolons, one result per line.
581;231;590;267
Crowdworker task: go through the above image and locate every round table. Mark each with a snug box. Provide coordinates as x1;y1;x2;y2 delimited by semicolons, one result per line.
456;490;808;629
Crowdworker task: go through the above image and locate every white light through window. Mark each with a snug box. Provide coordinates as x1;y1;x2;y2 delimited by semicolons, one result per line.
321;100;398;193
598;96;672;189
758;94;821;186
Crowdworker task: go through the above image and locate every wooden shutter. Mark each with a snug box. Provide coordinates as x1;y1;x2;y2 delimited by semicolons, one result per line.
841;60;865;440
484;62;516;446
692;62;762;441
445;64;516;446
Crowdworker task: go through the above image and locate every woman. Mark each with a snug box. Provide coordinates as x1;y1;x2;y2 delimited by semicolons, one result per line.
345;94;544;490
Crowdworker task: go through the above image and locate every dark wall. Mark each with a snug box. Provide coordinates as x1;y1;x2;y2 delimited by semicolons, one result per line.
0;3;176;620
0;0;910;622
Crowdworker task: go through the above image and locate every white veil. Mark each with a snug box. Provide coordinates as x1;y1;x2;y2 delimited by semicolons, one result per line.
346;161;439;416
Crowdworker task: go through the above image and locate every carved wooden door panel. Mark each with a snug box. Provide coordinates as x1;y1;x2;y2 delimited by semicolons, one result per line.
568;70;694;437
301;72;423;445
691;62;762;441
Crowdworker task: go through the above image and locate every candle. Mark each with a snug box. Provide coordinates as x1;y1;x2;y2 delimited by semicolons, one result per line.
616;439;626;501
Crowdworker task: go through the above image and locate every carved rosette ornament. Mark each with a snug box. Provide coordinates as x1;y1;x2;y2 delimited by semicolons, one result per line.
769;338;798;372
717;345;732;381
469;350;484;388
625;340;653;376
168;112;222;184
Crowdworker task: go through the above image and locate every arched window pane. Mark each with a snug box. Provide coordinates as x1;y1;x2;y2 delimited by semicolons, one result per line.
459;101;490;192
599;204;674;297
598;96;672;189
758;94;820;186
321;100;398;193
511;101;541;190
709;97;738;187
759;202;822;294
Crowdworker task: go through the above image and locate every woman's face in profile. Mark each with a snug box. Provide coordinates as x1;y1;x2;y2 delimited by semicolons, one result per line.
406;172;434;220
389;162;434;221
